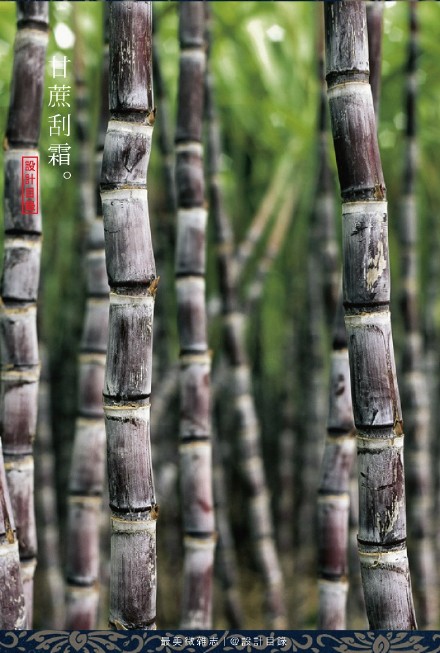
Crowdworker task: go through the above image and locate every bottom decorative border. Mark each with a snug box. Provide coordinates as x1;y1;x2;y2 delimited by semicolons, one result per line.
0;630;439;653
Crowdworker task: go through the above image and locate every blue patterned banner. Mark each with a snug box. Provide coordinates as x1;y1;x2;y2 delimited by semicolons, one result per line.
0;631;440;653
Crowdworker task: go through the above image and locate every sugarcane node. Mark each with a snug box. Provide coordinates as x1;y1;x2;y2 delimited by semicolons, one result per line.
151;503;159;520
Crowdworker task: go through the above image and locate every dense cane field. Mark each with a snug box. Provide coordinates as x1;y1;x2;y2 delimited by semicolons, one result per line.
1;0;440;631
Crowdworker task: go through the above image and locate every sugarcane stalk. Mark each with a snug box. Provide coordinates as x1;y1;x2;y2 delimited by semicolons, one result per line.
399;1;438;629
0;438;26;629
343;7;383;627
314;13;351;627
425;213;440;576
152;17;177;230
317;0;384;623
100;1;157;630
65;5;110;629
315;7;357;626
34;346;65;629
316;7;339;325
175;1;216;629
148;180;293;444
298;18;335;569
1;1;49;626
212;425;244;628
276;424;295;555
324;0;417;629
318;299;356;629
366;1;384;122
151;10;178;378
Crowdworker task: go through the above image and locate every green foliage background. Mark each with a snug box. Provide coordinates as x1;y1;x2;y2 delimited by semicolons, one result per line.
0;0;440;628
0;1;438;404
